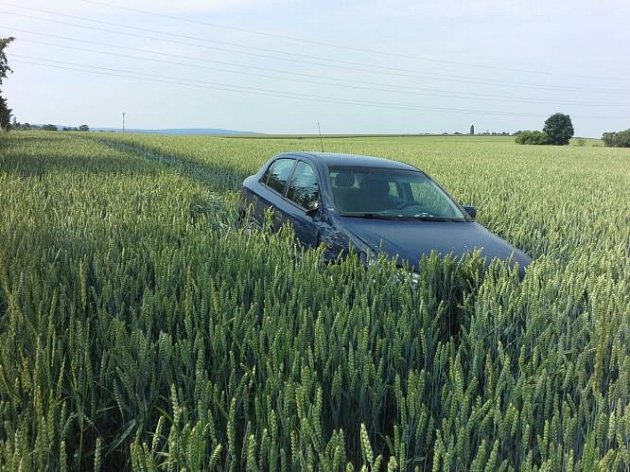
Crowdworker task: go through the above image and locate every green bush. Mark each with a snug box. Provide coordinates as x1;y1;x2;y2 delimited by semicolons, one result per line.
602;132;615;146
602;129;630;148
515;130;551;145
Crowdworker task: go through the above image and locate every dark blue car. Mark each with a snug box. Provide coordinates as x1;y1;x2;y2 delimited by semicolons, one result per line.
241;152;531;275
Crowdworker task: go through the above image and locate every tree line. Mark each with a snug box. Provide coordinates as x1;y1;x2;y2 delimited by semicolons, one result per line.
0;37;14;130
9;122;90;132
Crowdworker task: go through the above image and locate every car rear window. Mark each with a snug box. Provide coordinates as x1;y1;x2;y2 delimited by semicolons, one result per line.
263;158;295;194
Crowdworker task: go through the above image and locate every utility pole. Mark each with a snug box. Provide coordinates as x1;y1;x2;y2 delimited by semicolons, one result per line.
317;122;324;152
122;112;126;135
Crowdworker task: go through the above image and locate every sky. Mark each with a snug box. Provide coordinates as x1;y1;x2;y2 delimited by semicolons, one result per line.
2;0;629;136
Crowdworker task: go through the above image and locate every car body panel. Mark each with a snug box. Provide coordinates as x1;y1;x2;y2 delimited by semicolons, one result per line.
336;216;531;269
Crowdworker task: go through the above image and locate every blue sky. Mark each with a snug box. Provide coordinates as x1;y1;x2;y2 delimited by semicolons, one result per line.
2;0;629;136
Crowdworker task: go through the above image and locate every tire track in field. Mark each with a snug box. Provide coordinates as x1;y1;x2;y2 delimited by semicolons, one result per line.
93;137;246;192
93;137;245;228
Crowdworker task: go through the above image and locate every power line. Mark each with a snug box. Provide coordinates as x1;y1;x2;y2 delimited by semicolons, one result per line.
2;5;627;95
78;0;627;83
11;34;629;109
11;56;630;120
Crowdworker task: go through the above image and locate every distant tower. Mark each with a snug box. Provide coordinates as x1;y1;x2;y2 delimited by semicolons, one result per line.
470;124;475;135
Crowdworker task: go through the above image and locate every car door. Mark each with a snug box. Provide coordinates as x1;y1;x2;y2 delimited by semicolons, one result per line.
249;157;296;228
283;160;322;247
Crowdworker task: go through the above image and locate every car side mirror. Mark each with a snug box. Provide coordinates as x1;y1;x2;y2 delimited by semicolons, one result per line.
463;205;477;219
306;200;321;218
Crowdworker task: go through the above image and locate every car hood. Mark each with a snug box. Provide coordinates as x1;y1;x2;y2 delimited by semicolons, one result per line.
339;217;531;271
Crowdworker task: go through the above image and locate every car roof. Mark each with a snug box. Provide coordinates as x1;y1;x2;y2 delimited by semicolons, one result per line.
276;151;419;171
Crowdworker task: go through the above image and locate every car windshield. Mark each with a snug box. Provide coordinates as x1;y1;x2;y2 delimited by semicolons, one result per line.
329;167;466;220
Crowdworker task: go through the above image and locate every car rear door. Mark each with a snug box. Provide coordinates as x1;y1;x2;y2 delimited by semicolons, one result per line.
248;157;296;228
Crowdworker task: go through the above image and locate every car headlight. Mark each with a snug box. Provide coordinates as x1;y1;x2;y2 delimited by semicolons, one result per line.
362;247;378;266
349;235;377;266
395;268;420;286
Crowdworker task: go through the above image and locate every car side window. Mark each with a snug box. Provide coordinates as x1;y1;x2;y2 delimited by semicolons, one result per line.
263;158;296;194
286;161;319;210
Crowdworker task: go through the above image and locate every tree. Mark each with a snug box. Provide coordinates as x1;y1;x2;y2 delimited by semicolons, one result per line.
43;124;58;131
79;124;89;132
0;37;15;131
0;95;11;130
543;113;574;145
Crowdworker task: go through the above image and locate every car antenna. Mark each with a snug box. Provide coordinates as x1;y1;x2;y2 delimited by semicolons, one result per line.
317;122;325;152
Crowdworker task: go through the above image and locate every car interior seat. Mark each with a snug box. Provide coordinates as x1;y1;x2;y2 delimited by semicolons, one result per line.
332;171;359;212
360;175;394;211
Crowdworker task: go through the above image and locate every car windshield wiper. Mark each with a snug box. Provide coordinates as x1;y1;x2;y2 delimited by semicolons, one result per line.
343;212;465;221
344;212;403;220
410;214;465;222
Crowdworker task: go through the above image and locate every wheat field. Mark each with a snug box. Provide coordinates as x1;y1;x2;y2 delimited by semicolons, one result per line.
0;131;628;471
